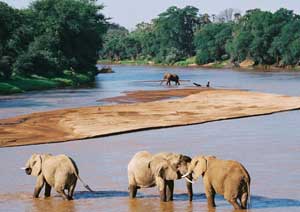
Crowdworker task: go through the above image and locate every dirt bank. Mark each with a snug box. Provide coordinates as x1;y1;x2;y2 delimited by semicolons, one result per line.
1;88;300;147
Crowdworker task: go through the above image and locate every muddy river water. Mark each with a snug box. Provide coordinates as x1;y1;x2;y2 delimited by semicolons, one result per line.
0;66;300;211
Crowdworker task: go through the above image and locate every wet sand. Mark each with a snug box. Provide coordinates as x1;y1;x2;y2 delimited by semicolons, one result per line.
1;88;300;147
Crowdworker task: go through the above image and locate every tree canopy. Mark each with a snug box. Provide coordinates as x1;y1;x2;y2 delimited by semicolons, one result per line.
100;6;300;67
0;0;107;80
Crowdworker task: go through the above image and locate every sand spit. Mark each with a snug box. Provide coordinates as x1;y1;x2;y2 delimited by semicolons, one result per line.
1;88;300;147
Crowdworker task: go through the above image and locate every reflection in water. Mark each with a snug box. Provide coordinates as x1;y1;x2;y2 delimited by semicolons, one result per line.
30;198;76;212
1;192;300;212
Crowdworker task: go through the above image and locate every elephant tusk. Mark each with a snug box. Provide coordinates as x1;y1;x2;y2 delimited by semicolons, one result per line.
181;173;190;178
184;177;195;184
20;167;26;170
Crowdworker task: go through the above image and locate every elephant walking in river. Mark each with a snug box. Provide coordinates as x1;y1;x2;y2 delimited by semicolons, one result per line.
22;153;93;200
161;72;180;86
127;151;193;201
182;155;251;209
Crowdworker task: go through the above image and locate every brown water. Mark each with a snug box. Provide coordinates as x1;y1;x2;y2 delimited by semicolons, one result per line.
0;66;300;211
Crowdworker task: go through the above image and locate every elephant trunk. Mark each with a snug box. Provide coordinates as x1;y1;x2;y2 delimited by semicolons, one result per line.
186;177;193;201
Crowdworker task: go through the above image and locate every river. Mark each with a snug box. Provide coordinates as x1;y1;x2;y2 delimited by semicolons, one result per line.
0;66;299;211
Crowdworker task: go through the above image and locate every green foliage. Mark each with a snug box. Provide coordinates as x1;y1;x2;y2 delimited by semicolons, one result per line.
227;8;298;65
0;0;107;83
0;82;22;94
7;76;60;91
174;56;196;66
0;56;13;79
196;50;211;64
101;6;201;64
100;7;300;69
153;6;200;62
194;23;233;64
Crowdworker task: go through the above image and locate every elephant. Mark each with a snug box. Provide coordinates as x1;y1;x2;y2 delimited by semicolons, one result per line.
22;153;93;200
127;151;193;202
161;72;180;86
153;152;194;201
182;155;251;209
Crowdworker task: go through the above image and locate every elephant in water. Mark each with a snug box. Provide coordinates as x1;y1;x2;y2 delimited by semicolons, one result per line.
127;151;193;201
161;72;180;86
182;155;251;209
22;153;93;200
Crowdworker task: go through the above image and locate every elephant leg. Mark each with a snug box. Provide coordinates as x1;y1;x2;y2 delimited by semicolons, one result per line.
204;184;216;208
68;180;77;200
166;180;174;201
33;175;45;198
228;198;241;210
44;181;51;198
129;185;138;198
241;192;248;209
159;182;167;202
186;174;193;201
55;185;69;200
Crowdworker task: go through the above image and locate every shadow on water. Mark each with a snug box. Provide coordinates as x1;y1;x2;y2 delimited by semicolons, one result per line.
74;190;129;199
250;196;300;209
73;191;300;209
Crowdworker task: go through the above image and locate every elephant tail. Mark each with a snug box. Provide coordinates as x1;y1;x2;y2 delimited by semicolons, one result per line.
76;174;94;192
240;163;251;208
69;157;94;192
247;179;251;208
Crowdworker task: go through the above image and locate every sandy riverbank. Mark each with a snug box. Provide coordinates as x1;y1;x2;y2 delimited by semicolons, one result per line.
1;88;300;147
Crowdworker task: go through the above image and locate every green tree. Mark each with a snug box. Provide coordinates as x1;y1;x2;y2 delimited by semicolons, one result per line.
153;6;200;63
194;23;233;64
100;24;129;60
0;2;23;79
17;0;107;76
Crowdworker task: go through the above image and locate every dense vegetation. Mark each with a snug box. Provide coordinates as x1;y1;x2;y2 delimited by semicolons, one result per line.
100;7;300;68
0;0;107;93
1;2;300;94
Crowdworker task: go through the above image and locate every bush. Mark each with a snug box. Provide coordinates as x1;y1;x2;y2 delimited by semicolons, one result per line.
0;56;13;79
196;50;211;65
13;50;60;77
164;47;184;64
0;82;22;94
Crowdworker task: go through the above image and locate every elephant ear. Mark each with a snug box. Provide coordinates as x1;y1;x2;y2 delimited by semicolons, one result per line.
198;156;207;176
180;155;192;163
154;163;165;178
31;154;42;176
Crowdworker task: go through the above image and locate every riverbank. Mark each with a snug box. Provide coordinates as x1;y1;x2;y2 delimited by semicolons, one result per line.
1;88;300;147
0;73;95;95
98;58;300;72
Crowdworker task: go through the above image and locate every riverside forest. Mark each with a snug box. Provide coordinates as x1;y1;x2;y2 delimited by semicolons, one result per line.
0;1;300;94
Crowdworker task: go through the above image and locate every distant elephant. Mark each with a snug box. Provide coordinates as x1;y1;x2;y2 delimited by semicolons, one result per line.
128;151;189;202
161;72;180;86
22;153;93;200
182;155;251;209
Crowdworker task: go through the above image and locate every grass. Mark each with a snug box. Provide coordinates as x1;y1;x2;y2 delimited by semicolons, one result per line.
0;73;95;95
0;83;22;94
119;59;149;65
174;57;196;66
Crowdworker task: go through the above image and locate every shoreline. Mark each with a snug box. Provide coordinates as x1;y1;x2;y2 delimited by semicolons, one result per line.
0;73;96;95
1;88;300;148
98;60;300;72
